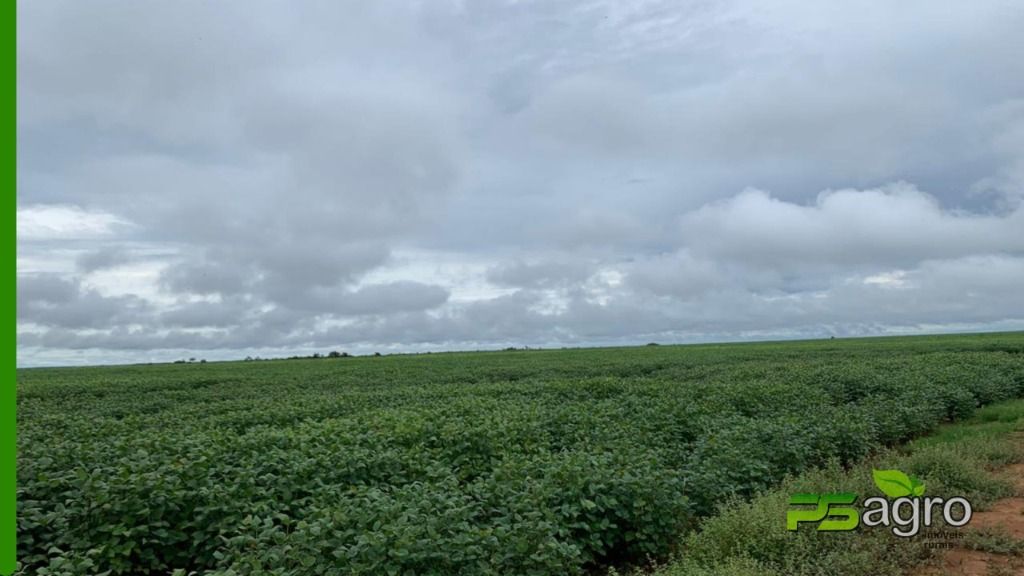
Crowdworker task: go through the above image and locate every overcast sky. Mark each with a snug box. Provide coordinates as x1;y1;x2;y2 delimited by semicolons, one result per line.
17;0;1024;366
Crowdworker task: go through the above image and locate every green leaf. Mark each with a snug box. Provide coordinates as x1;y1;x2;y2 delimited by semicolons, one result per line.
910;475;926;497
872;469;915;498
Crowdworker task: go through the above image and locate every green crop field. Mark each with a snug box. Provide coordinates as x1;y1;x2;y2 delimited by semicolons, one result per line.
16;333;1024;575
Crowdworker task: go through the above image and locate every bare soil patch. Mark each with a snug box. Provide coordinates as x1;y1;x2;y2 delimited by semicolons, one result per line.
913;462;1024;575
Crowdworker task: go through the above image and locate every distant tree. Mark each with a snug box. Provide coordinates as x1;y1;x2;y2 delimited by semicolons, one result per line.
646;342;660;347
373;352;382;357
312;352;322;359
328;351;342;358
200;359;207;363
189;357;196;363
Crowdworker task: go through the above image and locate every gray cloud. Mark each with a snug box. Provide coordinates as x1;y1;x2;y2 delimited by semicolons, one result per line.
159;258;254;297
18;274;152;330
159;298;254;329
76;246;135;273
16;0;1024;365
486;258;598;290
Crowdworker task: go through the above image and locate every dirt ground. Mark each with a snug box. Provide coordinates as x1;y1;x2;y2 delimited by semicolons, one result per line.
913;462;1024;576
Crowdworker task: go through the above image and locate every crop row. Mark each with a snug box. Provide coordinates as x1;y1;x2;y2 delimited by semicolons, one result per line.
16;335;1024;575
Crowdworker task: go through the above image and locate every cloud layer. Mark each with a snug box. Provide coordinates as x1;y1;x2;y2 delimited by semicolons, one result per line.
17;0;1024;365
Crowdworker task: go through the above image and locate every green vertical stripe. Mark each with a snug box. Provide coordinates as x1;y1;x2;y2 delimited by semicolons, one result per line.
3;0;15;572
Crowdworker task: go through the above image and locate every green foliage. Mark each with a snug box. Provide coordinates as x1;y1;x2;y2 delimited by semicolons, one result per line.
656;395;1024;576
963;526;1024;556
902;442;1016;508
662;461;930;576
15;332;1024;575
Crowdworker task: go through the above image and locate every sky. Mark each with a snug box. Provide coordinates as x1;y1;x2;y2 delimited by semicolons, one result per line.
17;0;1024;367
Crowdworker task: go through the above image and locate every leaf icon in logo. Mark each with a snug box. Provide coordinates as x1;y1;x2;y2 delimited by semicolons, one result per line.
910;475;926;497
872;469;921;498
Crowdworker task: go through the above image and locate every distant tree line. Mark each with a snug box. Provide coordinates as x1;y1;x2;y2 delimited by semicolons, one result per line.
242;351;384;362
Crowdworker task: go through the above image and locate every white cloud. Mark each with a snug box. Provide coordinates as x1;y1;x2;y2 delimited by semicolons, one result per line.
17;204;133;241
862;271;907;288
679;184;1024;269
